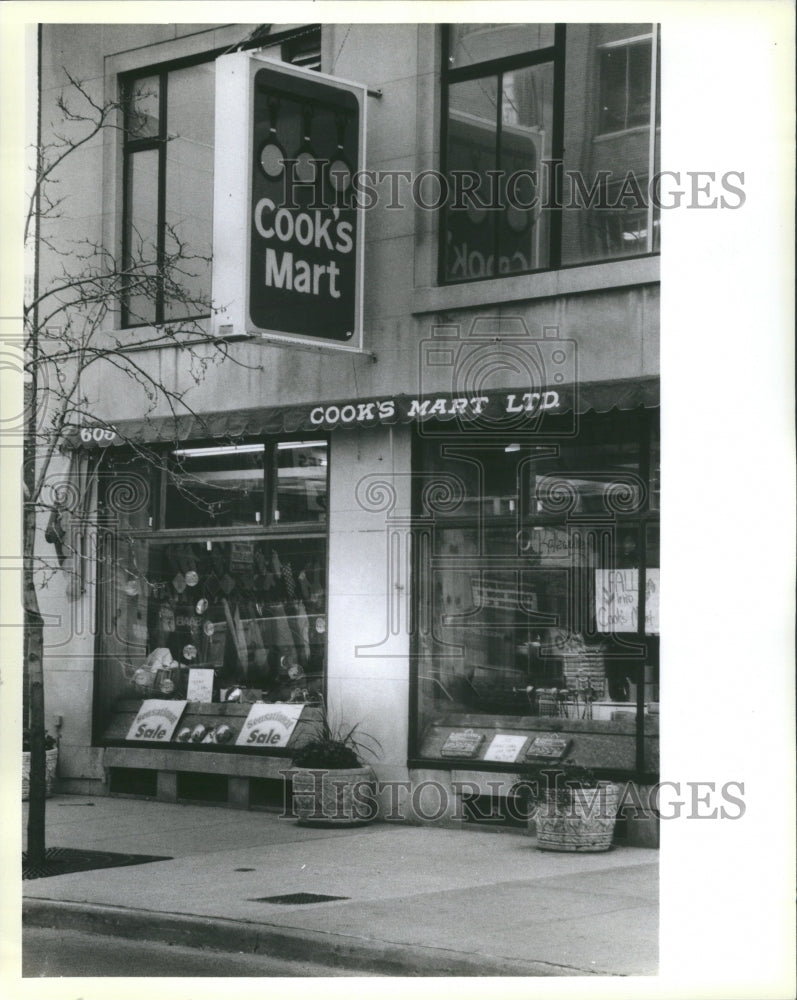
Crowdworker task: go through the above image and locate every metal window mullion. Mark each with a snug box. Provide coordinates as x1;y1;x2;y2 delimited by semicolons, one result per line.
155;70;168;325
549;24;567;269
444;45;557;84
494;71;503;272
634;412;653;778
624;43;631;131
121;143;132;328
265;440;276;525
646;25;658;253
438;26;451;285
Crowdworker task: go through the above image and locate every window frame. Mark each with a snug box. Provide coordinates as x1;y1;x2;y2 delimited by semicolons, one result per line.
119;25;323;329
439;24;565;284
100;436;329;537
92;433;330;744
120;51;218;328
596;32;656;137
408;408;660;782
438;23;660;285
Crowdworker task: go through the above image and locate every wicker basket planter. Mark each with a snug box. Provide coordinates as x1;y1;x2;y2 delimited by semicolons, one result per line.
22;748;59;801
534;781;620;852
291;765;378;826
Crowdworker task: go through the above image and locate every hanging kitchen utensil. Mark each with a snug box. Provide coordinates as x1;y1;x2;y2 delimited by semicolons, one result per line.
259;96;286;180
327;110;353;195
294;103;317;185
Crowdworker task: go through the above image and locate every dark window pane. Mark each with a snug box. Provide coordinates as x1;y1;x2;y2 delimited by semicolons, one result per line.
561;26;657;265
163;63;215;320
125;75;160;138
443;78;498;281
99;456;153;533
124;148;159;325
598;37;652;134
165;444;265;529
275;441;328;524
497;63;553;272
626;41;653;127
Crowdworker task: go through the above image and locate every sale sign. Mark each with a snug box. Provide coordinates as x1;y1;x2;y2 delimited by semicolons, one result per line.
126;700;187;742
235;704;305;748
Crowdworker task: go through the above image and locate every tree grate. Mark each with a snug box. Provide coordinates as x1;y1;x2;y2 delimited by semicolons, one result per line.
22;847;172;880
249;892;350;905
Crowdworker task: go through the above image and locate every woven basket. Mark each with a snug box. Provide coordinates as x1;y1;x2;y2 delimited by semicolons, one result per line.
534;782;620;852
291;765;377;825
22;748;59;801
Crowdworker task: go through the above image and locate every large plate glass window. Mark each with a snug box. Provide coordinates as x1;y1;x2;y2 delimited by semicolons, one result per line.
94;440;328;736
412;410;659;775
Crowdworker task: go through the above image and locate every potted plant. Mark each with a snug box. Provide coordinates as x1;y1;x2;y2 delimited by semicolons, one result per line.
287;710;381;826
512;762;620;852
22;730;59;801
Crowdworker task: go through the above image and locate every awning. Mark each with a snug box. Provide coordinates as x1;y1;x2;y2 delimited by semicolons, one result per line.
65;375;659;449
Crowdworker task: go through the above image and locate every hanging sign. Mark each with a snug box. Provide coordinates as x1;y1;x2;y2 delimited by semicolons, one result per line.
213;53;366;349
126;700;187;742
235;703;304;748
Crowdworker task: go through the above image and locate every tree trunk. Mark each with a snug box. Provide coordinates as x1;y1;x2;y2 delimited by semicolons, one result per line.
24;485;47;865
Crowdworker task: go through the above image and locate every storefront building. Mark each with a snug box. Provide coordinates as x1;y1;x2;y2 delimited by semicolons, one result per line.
36;22;660;842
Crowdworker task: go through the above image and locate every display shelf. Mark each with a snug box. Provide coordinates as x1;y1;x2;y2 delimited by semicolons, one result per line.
101;699;322;752
418;710;658;772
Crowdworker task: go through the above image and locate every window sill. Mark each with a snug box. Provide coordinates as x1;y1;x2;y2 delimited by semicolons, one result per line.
412;255;659;315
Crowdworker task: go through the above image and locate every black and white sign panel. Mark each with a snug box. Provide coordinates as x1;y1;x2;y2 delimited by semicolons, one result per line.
213;53;366;349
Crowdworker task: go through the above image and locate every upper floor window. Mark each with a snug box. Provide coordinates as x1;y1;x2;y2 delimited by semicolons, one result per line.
121;58;216;327
440;23;660;283
120;26;322;328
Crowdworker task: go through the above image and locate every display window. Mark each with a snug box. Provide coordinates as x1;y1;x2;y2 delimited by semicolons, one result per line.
93;439;328;744
411;409;659;775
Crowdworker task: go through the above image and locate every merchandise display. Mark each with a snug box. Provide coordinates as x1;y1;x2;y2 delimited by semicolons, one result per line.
440;731;485;758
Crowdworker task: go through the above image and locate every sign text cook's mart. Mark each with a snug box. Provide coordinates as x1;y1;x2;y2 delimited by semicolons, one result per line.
248;63;363;343
308;388;562;428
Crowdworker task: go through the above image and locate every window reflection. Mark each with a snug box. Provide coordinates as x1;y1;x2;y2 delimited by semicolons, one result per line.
414;413;659;747
165;444;265;529
98;537;327;708
275;441;328;523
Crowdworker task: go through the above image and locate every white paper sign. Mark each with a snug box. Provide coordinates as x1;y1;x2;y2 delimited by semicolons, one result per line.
483;734;528;763
644;569;660;635
235;703;304;748
126;700;187;742
595;569;660;635
186;668;215;703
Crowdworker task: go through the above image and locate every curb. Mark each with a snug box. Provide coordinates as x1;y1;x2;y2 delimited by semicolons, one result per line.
23;898;601;977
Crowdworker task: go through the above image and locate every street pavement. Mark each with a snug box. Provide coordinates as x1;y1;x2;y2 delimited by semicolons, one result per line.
20;793;659;978
23;926;375;977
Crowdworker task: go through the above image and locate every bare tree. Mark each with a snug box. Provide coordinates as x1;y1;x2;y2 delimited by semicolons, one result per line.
23;70;255;865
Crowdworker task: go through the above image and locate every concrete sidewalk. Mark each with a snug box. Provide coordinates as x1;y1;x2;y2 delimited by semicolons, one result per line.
22;794;658;977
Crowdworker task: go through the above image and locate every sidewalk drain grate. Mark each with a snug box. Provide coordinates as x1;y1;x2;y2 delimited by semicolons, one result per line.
250;893;350;905
23;847;172;880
